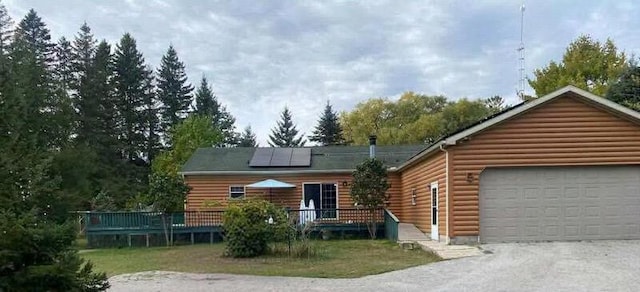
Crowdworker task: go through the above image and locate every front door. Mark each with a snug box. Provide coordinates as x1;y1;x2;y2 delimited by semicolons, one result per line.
303;183;338;219
430;182;439;240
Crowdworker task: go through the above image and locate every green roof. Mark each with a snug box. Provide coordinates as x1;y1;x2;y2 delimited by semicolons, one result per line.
180;145;427;174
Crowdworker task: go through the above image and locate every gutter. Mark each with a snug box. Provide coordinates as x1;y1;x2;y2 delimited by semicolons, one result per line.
396;141;449;171
179;169;358;176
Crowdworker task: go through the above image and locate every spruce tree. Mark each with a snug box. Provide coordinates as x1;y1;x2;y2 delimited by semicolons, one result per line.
84;41;118;153
112;33;151;161
238;126;258;147
193;76;238;146
309;101;345;146
10;9;59;149
156;45;193;139
268;107;305;147
142;67;162;161
72;23;100;145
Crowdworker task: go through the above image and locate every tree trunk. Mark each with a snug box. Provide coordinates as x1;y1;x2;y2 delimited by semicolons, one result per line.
161;213;170;246
367;208;377;239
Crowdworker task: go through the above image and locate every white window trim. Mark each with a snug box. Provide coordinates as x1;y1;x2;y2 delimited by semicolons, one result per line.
302;182;339;220
229;185;246;199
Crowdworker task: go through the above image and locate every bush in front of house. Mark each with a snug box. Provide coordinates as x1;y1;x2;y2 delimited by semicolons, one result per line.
222;199;289;257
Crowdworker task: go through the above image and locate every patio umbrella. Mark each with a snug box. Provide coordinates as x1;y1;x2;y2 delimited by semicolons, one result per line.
246;179;296;201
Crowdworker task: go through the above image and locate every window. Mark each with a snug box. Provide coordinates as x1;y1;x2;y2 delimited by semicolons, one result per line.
229;186;245;199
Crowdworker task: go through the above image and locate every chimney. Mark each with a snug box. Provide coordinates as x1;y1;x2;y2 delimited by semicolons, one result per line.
369;135;377;158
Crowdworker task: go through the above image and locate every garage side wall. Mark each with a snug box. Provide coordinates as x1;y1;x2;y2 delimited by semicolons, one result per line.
399;152;447;237
449;93;640;243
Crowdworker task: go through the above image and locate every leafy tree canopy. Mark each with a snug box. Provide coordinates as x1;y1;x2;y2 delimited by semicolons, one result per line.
528;35;627;97
152;115;223;176
341;92;497;145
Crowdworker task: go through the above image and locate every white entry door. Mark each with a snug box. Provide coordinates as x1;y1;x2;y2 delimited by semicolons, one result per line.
430;182;439;240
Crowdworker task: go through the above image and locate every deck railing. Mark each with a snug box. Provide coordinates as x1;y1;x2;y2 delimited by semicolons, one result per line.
384;209;400;241
82;208;383;232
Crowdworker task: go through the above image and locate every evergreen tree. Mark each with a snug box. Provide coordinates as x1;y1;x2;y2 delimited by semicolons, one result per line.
238;125;258;147
51;37;75;147
71;22;98;144
0;3;12;81
142;66;162;161
268;107;305;147
10;9;60;149
309;101;345;146
0;3;10;54
193;76;238;146
607;63;640;111
112;33;151;161
156;45;193;139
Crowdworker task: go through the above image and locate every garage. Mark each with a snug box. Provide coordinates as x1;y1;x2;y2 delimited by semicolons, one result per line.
479;166;640;243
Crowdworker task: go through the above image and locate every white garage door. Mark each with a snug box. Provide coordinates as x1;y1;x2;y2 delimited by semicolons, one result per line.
479;166;640;243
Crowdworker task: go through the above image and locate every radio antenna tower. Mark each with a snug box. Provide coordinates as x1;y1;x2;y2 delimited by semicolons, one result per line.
517;3;526;99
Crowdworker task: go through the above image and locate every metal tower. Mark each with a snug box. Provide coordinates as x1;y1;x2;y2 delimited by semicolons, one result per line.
517;3;526;99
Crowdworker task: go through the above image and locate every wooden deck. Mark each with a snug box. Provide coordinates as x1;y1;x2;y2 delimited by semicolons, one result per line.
81;208;391;248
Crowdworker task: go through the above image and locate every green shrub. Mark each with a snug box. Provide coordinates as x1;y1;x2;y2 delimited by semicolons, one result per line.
222;199;289;258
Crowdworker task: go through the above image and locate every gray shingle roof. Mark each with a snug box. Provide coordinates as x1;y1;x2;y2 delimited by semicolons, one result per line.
180;145;427;174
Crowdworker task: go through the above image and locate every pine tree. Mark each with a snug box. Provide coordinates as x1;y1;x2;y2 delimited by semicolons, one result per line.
156;45;193;139
0;3;11;97
51;37;75;147
142;66;162;161
309;101;345;146
268;107;305;147
87;41;118;153
112;33;151;162
72;23;100;145
238;126;258;147
10;9;59;149
193;76;238;146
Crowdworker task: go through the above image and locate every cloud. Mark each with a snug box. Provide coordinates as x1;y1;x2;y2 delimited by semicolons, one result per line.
4;0;640;145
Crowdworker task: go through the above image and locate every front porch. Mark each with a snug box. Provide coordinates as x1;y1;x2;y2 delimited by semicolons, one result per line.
81;208;397;248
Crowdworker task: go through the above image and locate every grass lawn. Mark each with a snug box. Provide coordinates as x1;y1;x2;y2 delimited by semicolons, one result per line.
81;240;440;278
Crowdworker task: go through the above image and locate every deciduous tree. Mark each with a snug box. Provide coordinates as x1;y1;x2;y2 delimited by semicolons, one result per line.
529;35;627;97
350;158;390;239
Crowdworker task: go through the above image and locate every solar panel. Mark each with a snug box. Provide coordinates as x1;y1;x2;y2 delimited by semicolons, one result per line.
290;148;311;166
249;148;274;167
270;148;293;166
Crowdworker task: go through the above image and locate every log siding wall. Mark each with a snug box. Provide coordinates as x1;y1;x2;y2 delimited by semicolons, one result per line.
399;152;447;235
449;93;640;237
185;172;403;212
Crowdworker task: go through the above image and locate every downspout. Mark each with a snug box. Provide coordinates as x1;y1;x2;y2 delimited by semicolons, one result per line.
439;143;450;244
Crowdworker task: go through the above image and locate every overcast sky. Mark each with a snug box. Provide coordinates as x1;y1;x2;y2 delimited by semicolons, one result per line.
4;0;640;145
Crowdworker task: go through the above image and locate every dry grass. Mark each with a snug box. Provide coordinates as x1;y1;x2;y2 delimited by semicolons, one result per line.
81;240;440;278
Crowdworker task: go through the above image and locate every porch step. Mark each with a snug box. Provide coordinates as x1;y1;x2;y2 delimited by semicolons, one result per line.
398;223;430;241
416;240;483;260
397;223;482;260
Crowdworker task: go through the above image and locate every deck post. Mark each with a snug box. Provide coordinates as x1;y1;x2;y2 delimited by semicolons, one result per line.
210;232;213;244
191;232;194;244
128;234;131;247
146;233;150;247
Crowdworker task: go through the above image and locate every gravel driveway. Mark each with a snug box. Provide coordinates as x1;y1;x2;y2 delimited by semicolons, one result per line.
109;240;640;292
